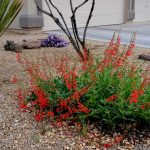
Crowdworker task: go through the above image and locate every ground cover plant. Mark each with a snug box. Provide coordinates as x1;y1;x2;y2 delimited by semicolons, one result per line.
41;34;68;48
15;33;150;135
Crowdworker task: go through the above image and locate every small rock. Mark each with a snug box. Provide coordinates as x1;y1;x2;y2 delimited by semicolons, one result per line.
138;54;150;61
146;139;150;145
0;94;5;101
22;39;41;49
117;147;126;150
14;140;18;144
64;146;71;150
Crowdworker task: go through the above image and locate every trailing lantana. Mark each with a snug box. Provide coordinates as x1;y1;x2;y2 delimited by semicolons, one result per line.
15;33;150;129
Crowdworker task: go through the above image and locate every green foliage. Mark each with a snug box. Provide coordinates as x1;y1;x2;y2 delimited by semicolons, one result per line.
81;63;150;129
17;34;150;130
0;0;23;36
37;77;72;107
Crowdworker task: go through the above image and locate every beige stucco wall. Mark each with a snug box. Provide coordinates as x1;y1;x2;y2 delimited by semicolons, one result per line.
134;0;150;22
10;0;37;29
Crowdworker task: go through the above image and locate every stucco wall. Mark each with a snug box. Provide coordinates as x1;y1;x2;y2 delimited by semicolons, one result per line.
10;0;37;29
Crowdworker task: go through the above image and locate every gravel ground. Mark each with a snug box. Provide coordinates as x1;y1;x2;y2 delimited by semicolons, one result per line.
0;31;150;150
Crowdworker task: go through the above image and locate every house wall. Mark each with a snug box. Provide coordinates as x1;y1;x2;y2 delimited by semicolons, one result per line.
9;0;150;31
10;0;43;29
134;0;150;22
10;0;30;29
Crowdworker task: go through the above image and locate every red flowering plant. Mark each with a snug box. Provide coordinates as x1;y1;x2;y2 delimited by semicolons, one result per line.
15;52;91;124
16;32;150;130
82;33;150;129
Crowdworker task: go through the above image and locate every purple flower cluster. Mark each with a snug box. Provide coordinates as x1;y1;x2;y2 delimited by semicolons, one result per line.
41;34;68;48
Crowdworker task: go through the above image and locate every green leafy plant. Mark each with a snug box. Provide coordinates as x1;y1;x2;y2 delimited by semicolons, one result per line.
0;0;23;36
15;33;150;130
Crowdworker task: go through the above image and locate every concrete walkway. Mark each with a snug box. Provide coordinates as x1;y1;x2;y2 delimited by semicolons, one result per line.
51;22;150;48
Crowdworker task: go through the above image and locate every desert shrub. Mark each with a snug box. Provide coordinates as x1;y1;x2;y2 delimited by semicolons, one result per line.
16;33;150;129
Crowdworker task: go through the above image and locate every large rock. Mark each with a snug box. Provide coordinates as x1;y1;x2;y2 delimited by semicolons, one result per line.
22;39;41;49
138;54;150;61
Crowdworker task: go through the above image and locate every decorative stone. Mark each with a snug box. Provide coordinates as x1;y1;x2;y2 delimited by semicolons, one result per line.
138;54;150;61
22;39;41;49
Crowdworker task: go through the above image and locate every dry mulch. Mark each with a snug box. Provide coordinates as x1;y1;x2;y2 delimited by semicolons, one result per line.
0;31;150;150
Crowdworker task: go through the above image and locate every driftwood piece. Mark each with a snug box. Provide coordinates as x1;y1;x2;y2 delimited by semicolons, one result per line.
138;54;150;61
22;39;41;49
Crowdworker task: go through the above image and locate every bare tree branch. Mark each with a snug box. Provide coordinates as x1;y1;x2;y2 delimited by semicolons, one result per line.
47;0;83;56
70;0;95;52
45;0;52;13
69;0;74;12
83;0;95;48
69;0;80;50
34;0;95;60
74;0;89;13
48;0;71;36
70;0;90;48
35;0;78;52
34;0;51;16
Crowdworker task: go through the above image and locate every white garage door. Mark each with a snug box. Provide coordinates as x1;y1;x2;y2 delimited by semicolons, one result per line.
42;0;125;31
135;0;150;22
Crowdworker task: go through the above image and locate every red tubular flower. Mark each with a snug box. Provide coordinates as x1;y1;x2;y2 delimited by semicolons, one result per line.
140;77;149;89
126;49;132;56
83;48;88;61
117;72;122;79
78;102;90;113
10;75;18;84
72;72;77;89
20;103;27;110
60;113;70;119
116;58;123;67
63;73;72;90
66;106;72;113
56;120;63;126
130;90;139;104
141;105;145;110
114;135;123;144
81;62;88;71
47;111;54;117
72;91;80;101
38;71;47;80
129;90;143;104
129;43;135;50
34;112;44;122
72;108;78;113
56;108;60;113
105;49;116;56
79;87;88;95
17;88;23;102
33;88;49;108
59;100;68;108
106;95;117;102
16;53;21;63
37;97;48;108
116;35;121;45
141;102;150;110
26;67;33;75
103;143;113;149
